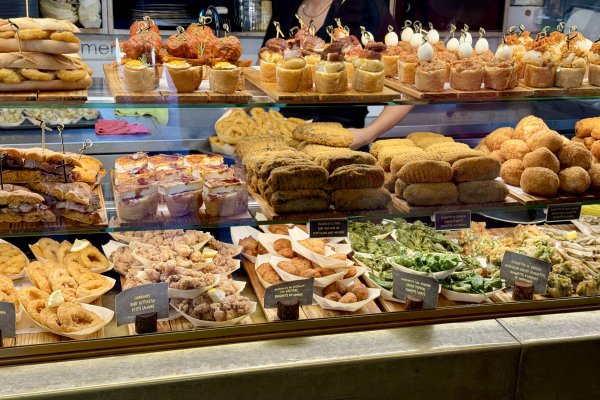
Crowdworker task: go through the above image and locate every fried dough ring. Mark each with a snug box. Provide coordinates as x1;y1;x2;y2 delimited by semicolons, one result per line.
26;299;47;324
17;287;49;308
26;263;52;293
77;246;109;271
16;29;50;40
49;31;80;43
19;68;56;81
56;69;87;82
56;303;103;331
0;69;24;84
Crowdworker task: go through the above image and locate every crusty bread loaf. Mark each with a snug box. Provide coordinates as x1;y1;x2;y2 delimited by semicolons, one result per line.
0;17;79;33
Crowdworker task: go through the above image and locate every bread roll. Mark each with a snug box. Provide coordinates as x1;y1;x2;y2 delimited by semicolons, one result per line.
314;61;347;93
352;58;384;93
276;58;312;92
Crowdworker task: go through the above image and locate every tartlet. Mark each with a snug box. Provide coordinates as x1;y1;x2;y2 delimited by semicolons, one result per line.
450;59;484;91
484;58;518;90
276;56;312;92
588;42;600;86
555;47;587;88
122;60;161;93
166;60;202;93
209;62;241;94
414;60;446;92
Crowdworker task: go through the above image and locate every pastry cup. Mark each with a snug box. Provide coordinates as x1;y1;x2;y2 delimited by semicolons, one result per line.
484;65;518;90
344;61;355;85
397;60;417;84
352;69;384;93
590;64;600;86
123;65;161;92
260;59;277;82
414;67;445;92
555;66;585;88
524;64;555;88
276;65;313;92
209;68;241;94
450;66;484;91
315;69;348;93
383;55;399;77
166;65;202;93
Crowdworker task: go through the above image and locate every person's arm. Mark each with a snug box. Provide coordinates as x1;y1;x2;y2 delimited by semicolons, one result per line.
348;105;414;149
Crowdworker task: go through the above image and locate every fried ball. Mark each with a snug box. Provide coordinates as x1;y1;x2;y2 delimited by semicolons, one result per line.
390;151;439;175
520;167;559;197
395;178;408;198
325;292;342;301
591;141;600;160
558;167;591;194
557;143;593;170
488;150;505;164
474;142;491;154
299;269;321;278
50;31;80;43
522;147;560;173
0;69;24;84
484;128;512;150
452;156;501;182
584;137;595;149
338;292;358;303
19;68;56;81
494;127;517;140
575;117;600;138
56;69;87;82
588;164;600;190
592;127;600;141
500;160;525;186
514;115;548;139
457;180;508;203
525;129;564;153
348;282;369;301
323;281;346;296
398;160;453;184
403;182;458;206
276;248;295;258
500;139;529;160
277;261;299;276
273;238;292;250
572;137;586;146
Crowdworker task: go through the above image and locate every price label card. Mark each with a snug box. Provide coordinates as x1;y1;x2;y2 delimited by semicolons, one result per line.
434;210;471;231
500;251;551;294
392;269;439;309
264;279;314;308
115;283;169;326
309;218;348;238
0;302;16;338
546;203;582;222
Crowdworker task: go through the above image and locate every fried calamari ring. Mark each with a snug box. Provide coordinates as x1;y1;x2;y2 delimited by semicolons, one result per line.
56;302;103;331
33;238;61;262
17;287;49;308
0;31;15;39
40;307;68;332
19;68;56;81
56;241;72;263
66;261;86;278
47;267;71;286
49;31;80;43
16;29;50;40
75;275;110;298
0;69;24;84
77;246;109;271
0;275;18;306
56;69;87;82
26;299;47;324
26;263;52;294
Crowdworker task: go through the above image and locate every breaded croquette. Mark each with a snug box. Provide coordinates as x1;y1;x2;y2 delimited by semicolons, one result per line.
500;159;525;186
525;129;563;153
575;117;600;138
407;132;454;149
500;139;529;160
522;147;560;173
377;146;424;171
398;160;453;184
558;167;591;194
390;151;439;175
292;122;353;147
557;143;593;170
520;167;559;197
452;156;501;182
457;180;508;203
331;188;391;210
369;138;416;157
403;182;458;205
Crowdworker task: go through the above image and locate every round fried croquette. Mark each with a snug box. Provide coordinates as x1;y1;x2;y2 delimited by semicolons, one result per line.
525;129;564;153
491;127;516;139
484;129;512;151
572;137;586;145
390;151;439;175
522;147;560;173
591;141;600;160
557;143;593;170
514;115;548;140
584;137;595;149
588;164;600;190
474;142;491;154
558;167;591;194
500;139;529;160
452;156;501;182
500;159;525;186
398;160;453;184
488;150;505;164
520;167;559;197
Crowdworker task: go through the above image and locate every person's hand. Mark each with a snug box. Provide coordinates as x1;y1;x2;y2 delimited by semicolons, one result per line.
348;127;374;150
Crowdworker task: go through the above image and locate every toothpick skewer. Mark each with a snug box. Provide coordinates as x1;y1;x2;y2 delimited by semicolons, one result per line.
79;139;93;160
56;123;68;183
0;152;6;190
35;119;52;154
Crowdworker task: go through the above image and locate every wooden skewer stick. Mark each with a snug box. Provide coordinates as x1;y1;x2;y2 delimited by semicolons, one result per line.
56;123;68;183
26;0;29;18
79;139;93;160
35;119;52;154
0;152;6;190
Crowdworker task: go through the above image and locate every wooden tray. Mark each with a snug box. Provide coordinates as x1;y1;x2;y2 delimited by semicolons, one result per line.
249;187;396;221
0;90;87;105
506;182;600;206
384;78;533;101
245;67;400;103
103;64;252;104
243;259;381;322
0;185;108;235
520;80;600;97
391;194;520;213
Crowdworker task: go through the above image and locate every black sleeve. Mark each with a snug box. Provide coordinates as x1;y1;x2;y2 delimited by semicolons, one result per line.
334;0;399;42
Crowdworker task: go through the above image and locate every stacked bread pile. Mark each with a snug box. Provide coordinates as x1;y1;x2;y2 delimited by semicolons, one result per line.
373;132;507;206
114;152;247;220
237;122;390;213
0;17;92;92
0;147;105;224
478;115;599;197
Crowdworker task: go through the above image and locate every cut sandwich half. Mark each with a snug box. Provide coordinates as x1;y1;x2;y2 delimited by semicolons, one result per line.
0;18;80;54
0;184;55;223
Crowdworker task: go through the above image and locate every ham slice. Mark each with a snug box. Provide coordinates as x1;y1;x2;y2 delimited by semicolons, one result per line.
95;120;150;135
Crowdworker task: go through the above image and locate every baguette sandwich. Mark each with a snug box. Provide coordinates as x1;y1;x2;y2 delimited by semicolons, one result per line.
0;18;80;54
0;52;92;92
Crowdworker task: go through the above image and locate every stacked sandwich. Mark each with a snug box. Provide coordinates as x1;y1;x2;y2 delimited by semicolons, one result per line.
0;17;92;92
374;133;507;206
0;147;105;223
237;122;391;213
479;115;598;197
114;152;248;220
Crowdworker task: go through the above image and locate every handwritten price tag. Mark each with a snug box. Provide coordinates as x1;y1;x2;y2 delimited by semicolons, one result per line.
115;283;169;326
500;251;551;294
392;269;439;309
264;279;314;308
